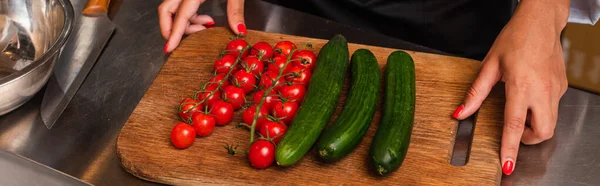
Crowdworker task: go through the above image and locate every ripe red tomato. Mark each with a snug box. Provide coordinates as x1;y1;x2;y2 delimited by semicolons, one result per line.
259;71;284;91
266;56;292;74
252;89;278;110
171;123;196;149
279;84;306;102
210;100;234;126
273;41;297;57
271;100;299;125
208;74;229;87
232;70;257;94
286;66;312;85
259;121;287;143
241;56;265;76
179;98;202;122
250;42;273;61
222;85;246;110
191;112;215;137
242;105;269;130
226;39;249;57
248;140;275;169
291;50;317;71
214;54;238;74
197;86;221;108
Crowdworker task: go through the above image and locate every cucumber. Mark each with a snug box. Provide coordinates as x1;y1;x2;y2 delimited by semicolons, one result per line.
369;50;416;176
275;34;349;167
316;49;380;162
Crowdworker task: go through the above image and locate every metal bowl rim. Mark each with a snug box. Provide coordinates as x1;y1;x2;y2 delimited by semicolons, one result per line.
0;0;75;86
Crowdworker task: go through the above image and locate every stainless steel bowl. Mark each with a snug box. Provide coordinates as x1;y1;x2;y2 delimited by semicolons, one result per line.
0;0;74;115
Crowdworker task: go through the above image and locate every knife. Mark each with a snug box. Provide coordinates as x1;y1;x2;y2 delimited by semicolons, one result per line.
40;0;116;129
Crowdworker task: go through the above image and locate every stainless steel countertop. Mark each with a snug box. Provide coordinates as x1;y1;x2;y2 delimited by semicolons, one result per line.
0;0;598;185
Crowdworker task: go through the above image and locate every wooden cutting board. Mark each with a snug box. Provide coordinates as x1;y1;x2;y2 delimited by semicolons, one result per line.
117;27;505;185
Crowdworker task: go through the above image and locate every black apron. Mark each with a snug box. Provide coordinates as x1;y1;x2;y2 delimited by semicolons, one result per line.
264;0;516;61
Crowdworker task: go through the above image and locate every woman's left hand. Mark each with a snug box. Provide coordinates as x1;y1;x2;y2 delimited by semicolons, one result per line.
452;0;570;175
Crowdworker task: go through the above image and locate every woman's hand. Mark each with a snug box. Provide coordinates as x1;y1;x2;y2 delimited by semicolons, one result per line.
159;0;246;54
452;0;570;175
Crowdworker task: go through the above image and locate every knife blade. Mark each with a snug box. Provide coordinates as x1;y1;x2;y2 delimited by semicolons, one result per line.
40;0;115;129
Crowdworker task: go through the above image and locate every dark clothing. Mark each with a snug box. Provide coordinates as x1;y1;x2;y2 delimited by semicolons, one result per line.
265;0;516;60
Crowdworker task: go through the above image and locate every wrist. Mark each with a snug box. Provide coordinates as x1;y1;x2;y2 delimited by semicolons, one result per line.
516;0;570;34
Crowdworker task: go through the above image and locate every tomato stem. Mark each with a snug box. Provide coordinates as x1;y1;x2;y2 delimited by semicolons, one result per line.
248;47;297;146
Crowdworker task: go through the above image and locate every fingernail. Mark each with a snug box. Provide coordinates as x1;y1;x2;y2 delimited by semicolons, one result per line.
164;43;169;54
205;21;215;28
502;159;515;175
452;104;464;119
237;23;247;35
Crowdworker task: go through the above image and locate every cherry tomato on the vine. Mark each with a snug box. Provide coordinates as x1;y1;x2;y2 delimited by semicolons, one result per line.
267;56;292;74
248;140;275;169
171;123;196;149
286;66;312;85
250;42;273;61
273;41;297;58
222;85;246;110
271;100;299;125
197;84;221;108
209;74;229;87
242;105;269;130
179;98;202;122
241;56;265;76
232;70;257;94
214;54;238;74
259;71;285;91
291;50;317;71
191;112;216;137
210;100;234;126
259;121;287;143
279;84;306;102
226;39;249;57
252;89;279;111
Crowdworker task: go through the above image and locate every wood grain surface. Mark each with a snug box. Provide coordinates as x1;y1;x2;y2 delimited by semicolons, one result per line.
117;27;505;185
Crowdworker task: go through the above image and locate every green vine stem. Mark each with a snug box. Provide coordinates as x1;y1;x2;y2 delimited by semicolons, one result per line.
248;48;297;146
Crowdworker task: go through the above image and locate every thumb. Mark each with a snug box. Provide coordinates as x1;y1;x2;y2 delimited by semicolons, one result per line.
227;0;246;35
452;57;501;120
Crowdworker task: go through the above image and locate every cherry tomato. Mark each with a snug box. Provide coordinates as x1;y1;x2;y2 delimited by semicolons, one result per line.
179;98;202;122
250;42;273;61
242;105;269;130
241;56;265;76
252;89;278;111
259;71;284;91
232;70;257;94
214;54;238;74
210;100;234;126
259;121;287;143
191;112;216;137
248;140;275;169
197;85;221;108
226;39;249;57
279;84;306;102
273;41;297;57
171;123;196;149
222;85;246;110
271;100;299;125
286;66;312;85
266;56;292;74
209;74;229;87
291;50;317;71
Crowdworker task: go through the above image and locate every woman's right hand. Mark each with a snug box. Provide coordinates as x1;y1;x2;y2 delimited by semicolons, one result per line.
159;0;246;54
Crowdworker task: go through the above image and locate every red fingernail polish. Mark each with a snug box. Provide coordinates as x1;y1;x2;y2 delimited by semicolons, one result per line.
452;105;464;119
205;21;215;28
502;159;514;175
237;23;247;35
164;43;169;54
